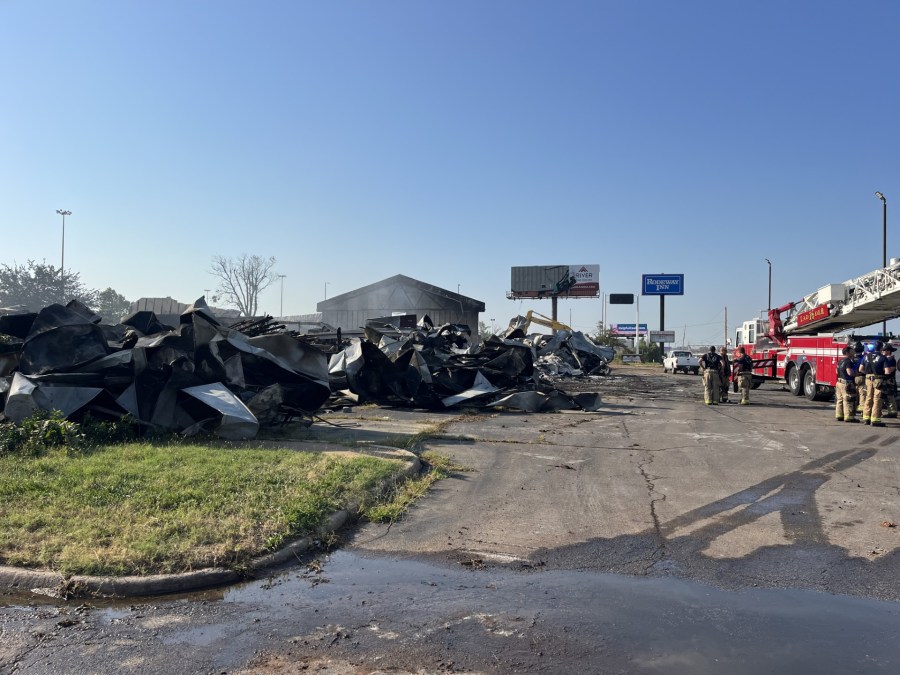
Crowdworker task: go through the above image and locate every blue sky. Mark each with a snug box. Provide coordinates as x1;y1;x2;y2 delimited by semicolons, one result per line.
2;1;898;346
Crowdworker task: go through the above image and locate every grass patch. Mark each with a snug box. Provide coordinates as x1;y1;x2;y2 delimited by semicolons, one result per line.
0;440;407;576
364;450;468;523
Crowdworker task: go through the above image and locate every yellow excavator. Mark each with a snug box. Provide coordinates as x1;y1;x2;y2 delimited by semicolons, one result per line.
512;310;573;334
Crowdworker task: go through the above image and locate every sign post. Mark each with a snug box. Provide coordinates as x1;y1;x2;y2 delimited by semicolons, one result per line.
642;274;685;353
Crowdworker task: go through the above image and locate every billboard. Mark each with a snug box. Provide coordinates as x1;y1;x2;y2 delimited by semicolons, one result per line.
509;265;600;299
642;274;684;296
610;323;648;336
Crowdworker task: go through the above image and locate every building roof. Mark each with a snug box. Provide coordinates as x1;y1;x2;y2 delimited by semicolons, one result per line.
317;274;485;312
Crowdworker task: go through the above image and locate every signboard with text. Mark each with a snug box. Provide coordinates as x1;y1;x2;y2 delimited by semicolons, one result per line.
650;331;676;342
795;303;831;328
642;274;684;296
610;323;648;336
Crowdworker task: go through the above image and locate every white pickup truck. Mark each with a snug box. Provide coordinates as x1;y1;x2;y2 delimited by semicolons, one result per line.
663;349;700;375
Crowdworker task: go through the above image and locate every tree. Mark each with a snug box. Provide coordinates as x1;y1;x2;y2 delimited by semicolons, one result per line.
209;254;278;317
478;320;493;341
93;287;132;323
0;260;95;311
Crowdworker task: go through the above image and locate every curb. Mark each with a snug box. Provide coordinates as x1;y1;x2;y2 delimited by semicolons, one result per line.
0;448;421;599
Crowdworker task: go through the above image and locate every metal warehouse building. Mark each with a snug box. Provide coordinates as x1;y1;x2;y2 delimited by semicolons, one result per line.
316;274;484;333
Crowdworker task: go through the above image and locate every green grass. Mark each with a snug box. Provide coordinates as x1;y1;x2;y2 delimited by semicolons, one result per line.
363;450;468;523
0;441;406;576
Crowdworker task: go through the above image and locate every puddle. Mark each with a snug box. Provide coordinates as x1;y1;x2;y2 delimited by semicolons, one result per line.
4;552;900;672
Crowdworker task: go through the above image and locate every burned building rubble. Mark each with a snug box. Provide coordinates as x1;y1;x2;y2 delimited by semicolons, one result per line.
325;315;608;413
0;299;331;440
0;303;611;436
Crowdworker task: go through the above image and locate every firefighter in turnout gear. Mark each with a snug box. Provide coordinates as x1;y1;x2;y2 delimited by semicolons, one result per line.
882;344;897;418
699;346;722;405
862;341;887;426
733;347;754;405
719;346;732;402
835;346;859;422
854;342;868;413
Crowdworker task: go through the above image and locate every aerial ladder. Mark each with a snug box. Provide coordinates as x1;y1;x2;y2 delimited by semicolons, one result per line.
766;259;900;346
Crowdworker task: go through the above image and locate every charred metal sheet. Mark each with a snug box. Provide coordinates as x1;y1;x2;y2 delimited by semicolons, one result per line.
441;371;499;407
180;383;259;440
0;311;37;340
4;373;39;423
19;323;110;376
121;310;174;336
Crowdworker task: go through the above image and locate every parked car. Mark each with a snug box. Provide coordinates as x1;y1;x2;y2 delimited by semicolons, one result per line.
663;349;700;375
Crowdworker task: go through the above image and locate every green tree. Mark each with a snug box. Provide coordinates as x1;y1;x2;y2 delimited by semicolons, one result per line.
639;338;664;363
0;260;95;311
93;287;132;322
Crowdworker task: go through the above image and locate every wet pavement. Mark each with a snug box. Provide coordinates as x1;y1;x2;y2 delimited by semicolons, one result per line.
2;550;900;673
2;366;900;673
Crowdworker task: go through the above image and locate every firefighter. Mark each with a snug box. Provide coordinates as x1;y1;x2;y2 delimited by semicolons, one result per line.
835;346;859;422
733;347;754;405
719;346;732;402
699;346;722;405
882;343;897;419
854;342;868;413
862;341;887;426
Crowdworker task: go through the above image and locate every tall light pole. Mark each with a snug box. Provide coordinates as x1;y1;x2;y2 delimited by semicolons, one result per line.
876;191;887;335
765;258;772;311
278;274;286;317
56;209;71;301
324;281;330;300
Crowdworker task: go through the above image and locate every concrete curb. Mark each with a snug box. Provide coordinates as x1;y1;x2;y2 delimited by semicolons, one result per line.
0;448;421;599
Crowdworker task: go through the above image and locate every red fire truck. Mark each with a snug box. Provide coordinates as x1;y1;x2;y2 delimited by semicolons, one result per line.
734;261;900;401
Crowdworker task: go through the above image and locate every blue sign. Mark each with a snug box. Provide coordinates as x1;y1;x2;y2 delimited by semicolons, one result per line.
611;323;648;335
642;274;684;295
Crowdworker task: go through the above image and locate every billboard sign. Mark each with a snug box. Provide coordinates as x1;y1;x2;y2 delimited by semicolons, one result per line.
610;323;648;336
642;274;684;296
650;331;676;342
509;265;600;298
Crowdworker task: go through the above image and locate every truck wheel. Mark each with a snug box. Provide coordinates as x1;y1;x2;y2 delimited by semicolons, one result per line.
787;366;803;396
803;369;826;401
692;368;699;375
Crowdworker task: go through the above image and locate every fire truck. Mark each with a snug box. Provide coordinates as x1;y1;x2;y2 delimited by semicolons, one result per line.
735;260;900;401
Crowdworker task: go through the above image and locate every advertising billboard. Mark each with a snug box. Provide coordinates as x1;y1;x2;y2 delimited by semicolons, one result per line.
509;265;600;299
610;323;648;336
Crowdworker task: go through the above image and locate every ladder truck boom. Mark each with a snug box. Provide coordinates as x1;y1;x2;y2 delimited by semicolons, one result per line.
775;259;900;340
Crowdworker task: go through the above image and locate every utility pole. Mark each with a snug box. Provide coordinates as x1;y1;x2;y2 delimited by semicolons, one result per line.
56;209;71;301
278;274;286;317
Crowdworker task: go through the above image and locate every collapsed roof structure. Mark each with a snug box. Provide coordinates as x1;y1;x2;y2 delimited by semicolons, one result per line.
0;299;331;440
326;315;610;413
0;303;612;438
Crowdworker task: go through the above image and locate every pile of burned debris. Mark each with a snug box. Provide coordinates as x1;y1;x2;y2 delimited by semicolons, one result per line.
0;299;331;440
0;305;611;439
325;315;608;413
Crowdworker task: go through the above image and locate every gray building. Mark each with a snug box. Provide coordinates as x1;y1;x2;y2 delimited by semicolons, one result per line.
317;275;485;333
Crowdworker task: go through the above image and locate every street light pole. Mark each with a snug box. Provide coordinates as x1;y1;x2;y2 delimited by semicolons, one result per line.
765;258;772;311
278;274;286;317
877;191;888;335
325;281;330;300
56;209;71;301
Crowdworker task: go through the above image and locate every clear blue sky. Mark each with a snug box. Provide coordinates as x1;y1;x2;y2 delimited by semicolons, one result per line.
2;1;898;346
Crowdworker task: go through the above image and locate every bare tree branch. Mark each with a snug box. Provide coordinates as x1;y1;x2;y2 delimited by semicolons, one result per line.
209;254;277;317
